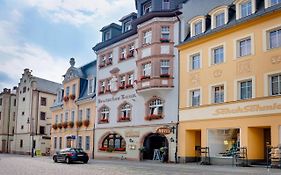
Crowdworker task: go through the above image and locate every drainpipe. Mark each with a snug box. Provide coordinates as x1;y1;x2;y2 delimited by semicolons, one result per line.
7;93;11;153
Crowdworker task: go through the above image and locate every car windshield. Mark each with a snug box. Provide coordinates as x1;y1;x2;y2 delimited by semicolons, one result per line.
73;148;84;153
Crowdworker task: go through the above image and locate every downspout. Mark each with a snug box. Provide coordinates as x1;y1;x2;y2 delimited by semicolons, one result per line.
7;94;11;153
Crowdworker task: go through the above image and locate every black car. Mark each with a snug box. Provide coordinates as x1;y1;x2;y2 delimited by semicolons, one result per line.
53;148;89;164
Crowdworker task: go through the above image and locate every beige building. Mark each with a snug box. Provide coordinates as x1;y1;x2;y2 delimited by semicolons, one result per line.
0;88;17;153
50;59;97;157
177;0;281;165
12;68;61;155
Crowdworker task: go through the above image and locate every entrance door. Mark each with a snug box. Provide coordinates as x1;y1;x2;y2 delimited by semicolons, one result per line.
2;140;6;153
143;133;168;160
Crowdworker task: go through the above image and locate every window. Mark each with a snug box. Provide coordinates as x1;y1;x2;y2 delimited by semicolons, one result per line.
65;112;68;122
100;81;105;92
40;112;46;120
101;133;126;151
86;108;90;120
149;99;163;116
108;52;113;64
238;37;251;57
78;136;82;149
100;106;109;122
270;74;281;95
40;126;45;135
194;21;202;36
21;125;24;129
271;0;281;6
269;28;281;49
160;60;170;75
239;80;252;99
20;140;23;148
120;103;131;120
215;13;225;27
40;97;47;106
162;0;170;10
212;46;224;64
55;115;58;123
143;1;152;15
128;74;134;85
23;87;26;93
13;99;16;106
65;86;70;96
120;75;126;87
0;98;2;105
54;137;57;149
191;89;200;106
106;79;111;91
71;111;75;122
22;111;24;115
105;31;110;41
101;55;106;66
161;26;170;40
212;85;224;103
60;113;63;123
121;47;126;59
88;78;94;94
143;63;151;77
124;21;131;32
241;1;252;18
85;136;90;150
143;30;152;45
191;54;200;70
59;137;62;149
22;97;25;102
72;84;76;96
78;110;82;121
13;112;15;121
128;44;135;57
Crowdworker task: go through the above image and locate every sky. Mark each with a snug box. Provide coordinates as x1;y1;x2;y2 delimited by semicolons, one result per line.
0;0;136;90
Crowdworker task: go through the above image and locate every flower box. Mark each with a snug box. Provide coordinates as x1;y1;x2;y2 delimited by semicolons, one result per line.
76;121;82;128
99;91;104;95
118;116;130;122
57;123;62;129
119;85;125;89
160;38;170;43
68;121;74;128
145;115;162;121
63;96;69;102
119;57;126;61
99;147;108;151
62;122;68;128
140;76;150;81
106;60;112;65
125;84;133;89
115;148;126;152
105;89;111;93
99;64;105;68
126;52;134;58
83;120;90;127
69;94;76;100
160;74;170;78
99;118;109;123
52;124;58;130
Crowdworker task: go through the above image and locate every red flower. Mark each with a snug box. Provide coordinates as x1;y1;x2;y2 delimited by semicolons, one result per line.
63;96;69;102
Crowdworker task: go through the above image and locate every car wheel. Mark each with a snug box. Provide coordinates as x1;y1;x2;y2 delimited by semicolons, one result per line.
53;156;58;163
65;157;71;164
83;160;88;164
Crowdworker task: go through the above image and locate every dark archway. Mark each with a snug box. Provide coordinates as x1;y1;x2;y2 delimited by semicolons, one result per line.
143;133;168;160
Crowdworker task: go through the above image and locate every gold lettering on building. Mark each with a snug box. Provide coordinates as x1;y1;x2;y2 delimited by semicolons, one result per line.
125;130;140;137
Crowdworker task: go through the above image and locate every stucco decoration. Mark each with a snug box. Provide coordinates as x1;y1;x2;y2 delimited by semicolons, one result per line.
190;73;200;86
271;56;281;64
63;58;84;83
237;59;252;75
213;69;223;78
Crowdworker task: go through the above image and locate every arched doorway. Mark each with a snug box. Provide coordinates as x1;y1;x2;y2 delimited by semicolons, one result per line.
143;133;168;160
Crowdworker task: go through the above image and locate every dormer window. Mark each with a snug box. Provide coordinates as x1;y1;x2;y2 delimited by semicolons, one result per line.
189;16;206;37
105;31;110;41
266;0;281;8
234;0;256;20
209;6;229;29
215;13;225;27
124;21;131;32
162;0;170;10
143;1;152;15
194;21;202;36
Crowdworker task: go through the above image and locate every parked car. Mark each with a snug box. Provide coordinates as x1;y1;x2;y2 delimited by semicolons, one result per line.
53;148;89;164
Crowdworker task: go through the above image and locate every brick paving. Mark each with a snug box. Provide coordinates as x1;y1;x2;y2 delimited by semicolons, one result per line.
0;154;280;175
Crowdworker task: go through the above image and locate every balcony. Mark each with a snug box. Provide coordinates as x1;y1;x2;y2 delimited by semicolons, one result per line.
136;76;174;92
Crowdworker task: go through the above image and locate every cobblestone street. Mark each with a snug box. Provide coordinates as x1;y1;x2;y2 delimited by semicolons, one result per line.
0;154;280;175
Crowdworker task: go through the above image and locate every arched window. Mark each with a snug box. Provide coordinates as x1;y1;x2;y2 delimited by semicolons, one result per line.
149;99;163;117
99;133;126;152
99;106;109;123
118;103;131;122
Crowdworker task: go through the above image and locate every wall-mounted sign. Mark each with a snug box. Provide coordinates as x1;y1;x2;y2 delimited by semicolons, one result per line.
125;130;140;137
98;93;137;104
156;126;171;135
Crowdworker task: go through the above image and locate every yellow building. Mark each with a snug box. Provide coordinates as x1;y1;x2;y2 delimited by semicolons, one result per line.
50;58;97;157
177;0;281;165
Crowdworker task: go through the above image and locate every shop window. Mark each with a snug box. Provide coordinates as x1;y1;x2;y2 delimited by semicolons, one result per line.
190;89;200;107
118;103;131;122
270;73;281;96
41;97;47;106
238;80;252;100
99;106;110;123
100;133;126;152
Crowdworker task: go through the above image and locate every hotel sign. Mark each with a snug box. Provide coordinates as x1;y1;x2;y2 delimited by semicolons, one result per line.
156;126;171;135
98;93;137;104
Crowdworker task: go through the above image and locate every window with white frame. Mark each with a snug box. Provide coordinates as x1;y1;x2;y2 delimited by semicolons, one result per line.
129;44;134;55
269;28;281;49
143;30;152;44
55;115;58;124
191;89;200;106
101;55;106;65
120;103;131;119
71;111;75;122
78;136;82;149
143;63;151;76
65;86;70;96
143;1;152;15
240;0;252;18
120;75;126;87
271;0;281;6
121;47;126;59
88;78;94;94
212;46;224;64
60;113;63;123
124;21;131;32
239;80;252;100
85;136;90;150
160;60;170;75
149;99;163;116
212;85;224;103
238;37;251;57
161;26;170;40
215;12;225;28
107;79;111;91
270;74;281;96
54;137;57;149
128;73;134;85
78;109;83;121
101;81;105;92
86;108;90;120
72;84;76;96
162;0;170;10
100;106;109;120
65;112;68;122
108;52;113;63
194;21;203;36
105;31;110;41
190;54;200;70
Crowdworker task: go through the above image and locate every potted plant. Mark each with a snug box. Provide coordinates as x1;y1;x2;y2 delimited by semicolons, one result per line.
140;75;150;81
125;84;133;89
68;121;74;128
63;96;69;102
100;118;109;123
76;121;82;128
57;123;62;129
52;123;58;130
99;147;107;151
69;94;75;100
106;147;114;152
62;122;68;128
115;147;126;151
83;119;90;127
99;63;105;68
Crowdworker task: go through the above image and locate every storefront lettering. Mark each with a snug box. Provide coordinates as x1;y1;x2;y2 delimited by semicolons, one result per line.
125;130;140;137
156;127;171;135
213;103;281;115
98;94;137;104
